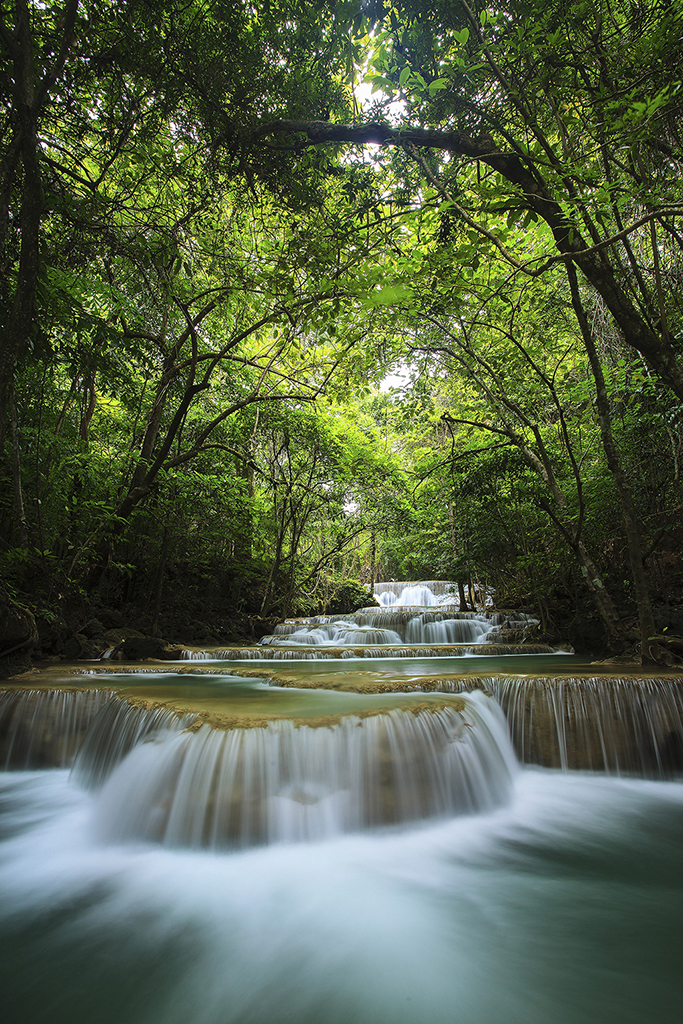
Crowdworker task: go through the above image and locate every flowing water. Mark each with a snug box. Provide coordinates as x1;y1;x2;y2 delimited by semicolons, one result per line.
2;769;682;1024
1;581;683;1022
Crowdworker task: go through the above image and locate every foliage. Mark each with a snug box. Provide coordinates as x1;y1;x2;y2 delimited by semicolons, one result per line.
1;0;682;653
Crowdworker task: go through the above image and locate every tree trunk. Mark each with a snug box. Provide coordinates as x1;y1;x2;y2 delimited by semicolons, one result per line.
149;522;171;636
573;538;624;645
0;4;43;448
567;263;660;663
369;530;376;588
8;384;28;548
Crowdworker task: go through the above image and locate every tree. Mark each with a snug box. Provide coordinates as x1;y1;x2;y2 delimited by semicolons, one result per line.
0;0;362;440
254;0;683;398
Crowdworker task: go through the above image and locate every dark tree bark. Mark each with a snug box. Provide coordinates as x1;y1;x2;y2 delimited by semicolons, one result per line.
566;262;662;664
8;383;28;547
0;0;79;445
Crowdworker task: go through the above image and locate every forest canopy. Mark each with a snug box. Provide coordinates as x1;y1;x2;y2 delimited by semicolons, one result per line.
1;0;682;662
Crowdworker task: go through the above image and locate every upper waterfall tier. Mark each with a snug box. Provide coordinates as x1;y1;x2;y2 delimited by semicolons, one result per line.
373;580;460;607
258;608;539;649
255;582;533;650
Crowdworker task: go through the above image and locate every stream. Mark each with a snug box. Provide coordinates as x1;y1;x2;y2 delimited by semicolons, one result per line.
1;581;682;1023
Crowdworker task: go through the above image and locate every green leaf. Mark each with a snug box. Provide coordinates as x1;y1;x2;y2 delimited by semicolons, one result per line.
428;78;449;96
360;284;415;307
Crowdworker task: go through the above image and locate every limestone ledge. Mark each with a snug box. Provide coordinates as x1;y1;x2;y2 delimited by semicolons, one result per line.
119;693;468;731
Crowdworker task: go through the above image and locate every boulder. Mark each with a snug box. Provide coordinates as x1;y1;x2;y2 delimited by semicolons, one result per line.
83;618;105;639
120;636;184;661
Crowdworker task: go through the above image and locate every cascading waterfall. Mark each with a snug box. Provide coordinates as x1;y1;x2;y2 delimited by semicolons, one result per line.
374;580;457;598
373;580;469;606
376;583;450;606
261;610;500;646
72;698;197;790
182;642;557;660
415;675;683;778
2;580;683;1024
261;621;405;645
91;693;515;849
494;676;683;775
0;687;115;768
0;686;516;847
247;583;541;653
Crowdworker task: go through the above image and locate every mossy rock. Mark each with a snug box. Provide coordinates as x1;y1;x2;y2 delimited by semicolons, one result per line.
83;618;105;639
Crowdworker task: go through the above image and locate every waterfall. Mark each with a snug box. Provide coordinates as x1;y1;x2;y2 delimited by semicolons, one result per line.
255;603;539;650
405;614;489;644
91;692;516;849
374;581;460;607
261;621;404;645
4;676;680;785
0;688;115;769
72;698;196;790
422;676;683;778
1;580;681;1024
377;584;443;607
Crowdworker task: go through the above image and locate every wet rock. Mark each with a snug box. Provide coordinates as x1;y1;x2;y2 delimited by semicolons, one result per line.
78;637;111;660
96;607;125;629
35;609;69;653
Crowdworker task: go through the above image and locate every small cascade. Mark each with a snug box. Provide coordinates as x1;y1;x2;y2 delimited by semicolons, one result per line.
72;698;196;790
257;592;538;650
377;585;446;607
424;676;683;778
92;692;516;849
0;688;115;769
354;609;504;628
261;621;403;646
405;613;489;644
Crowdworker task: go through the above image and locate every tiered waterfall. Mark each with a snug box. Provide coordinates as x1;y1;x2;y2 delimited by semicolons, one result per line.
1;580;682;1024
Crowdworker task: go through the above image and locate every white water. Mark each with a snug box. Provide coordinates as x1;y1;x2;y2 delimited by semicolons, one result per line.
376;582;450;606
182;643;559;661
418;675;683;776
2;575;682;1022
262;615;493;647
253;583;538;650
262;621;405;646
0;688;114;768
89;694;515;848
1;767;682;1024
